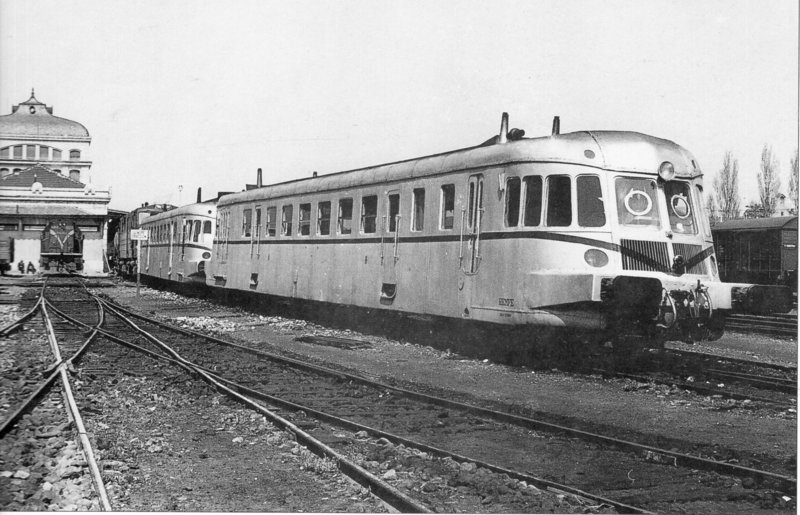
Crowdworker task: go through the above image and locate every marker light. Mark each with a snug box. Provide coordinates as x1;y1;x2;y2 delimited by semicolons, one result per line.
584;249;609;267
658;161;676;181
202;252;211;259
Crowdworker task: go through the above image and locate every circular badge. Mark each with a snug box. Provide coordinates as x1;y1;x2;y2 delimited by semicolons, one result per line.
623;189;652;217
670;194;691;219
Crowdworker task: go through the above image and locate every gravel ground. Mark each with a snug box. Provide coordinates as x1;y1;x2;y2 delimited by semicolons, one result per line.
104;284;796;470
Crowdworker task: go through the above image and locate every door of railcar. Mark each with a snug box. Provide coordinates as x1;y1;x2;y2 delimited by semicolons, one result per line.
465;174;484;274
458;174;484;318
380;190;401;302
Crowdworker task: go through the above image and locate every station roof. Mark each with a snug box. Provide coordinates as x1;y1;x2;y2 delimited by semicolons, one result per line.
711;216;798;232
0;90;90;140
0;165;85;188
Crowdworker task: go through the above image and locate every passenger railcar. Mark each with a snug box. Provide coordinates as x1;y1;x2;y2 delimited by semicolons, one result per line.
207;114;792;348
140;201;216;284
115;203;176;270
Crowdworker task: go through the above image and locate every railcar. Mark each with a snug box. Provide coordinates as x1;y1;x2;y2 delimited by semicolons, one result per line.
40;220;83;272
139;201;216;284
115;203;176;271
207;113;792;349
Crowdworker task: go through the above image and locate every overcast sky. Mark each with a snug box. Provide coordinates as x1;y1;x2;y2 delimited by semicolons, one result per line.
1;0;797;211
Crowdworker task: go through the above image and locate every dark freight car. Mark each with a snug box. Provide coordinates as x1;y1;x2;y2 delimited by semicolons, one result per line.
711;216;798;290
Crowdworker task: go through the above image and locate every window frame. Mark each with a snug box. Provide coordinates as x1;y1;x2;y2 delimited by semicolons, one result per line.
317;201;331;236
411;188;425;232
338;198;354;235
361;195;378;234
440;184;455;230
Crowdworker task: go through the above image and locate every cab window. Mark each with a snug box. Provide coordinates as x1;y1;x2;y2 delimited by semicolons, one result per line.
546;175;572;227
577;175;605;227
665;181;697;234
615;177;661;229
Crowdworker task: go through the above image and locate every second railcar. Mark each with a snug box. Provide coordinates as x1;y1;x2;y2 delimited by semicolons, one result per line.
207;113;791;348
140;201;216;284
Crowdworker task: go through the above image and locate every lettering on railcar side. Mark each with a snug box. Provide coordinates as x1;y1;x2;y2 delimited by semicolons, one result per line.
498;297;515;307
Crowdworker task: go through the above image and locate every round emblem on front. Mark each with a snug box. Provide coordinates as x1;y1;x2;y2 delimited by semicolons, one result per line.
624;189;653;216
29;106;36;114
671;194;691;219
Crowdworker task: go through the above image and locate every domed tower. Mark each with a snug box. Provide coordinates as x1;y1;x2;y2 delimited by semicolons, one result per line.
0;89;92;183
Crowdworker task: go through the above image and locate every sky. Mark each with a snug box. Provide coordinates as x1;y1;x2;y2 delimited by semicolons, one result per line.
1;0;797;211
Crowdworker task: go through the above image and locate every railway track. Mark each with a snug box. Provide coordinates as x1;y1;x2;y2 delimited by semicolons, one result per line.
0;278;110;510
726;313;797;338
83;294;796;513
589;347;797;405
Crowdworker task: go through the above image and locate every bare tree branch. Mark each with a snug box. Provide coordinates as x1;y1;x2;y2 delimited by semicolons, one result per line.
757;144;781;217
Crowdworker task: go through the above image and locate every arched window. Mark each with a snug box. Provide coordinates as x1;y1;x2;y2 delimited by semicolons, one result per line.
0;147;9;158
69;149;81;160
52;149;62;160
39;146;50;160
26;145;35;159
0;168;9;178
69;170;81;182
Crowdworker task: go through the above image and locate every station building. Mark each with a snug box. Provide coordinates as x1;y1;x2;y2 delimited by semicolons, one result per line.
0;91;110;275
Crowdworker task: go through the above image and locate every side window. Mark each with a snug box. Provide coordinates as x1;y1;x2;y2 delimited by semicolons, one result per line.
242;208;252;237
299;203;311;236
361;195;377;234
338;198;353;235
69;149;81;160
411;188;425;231
387;193;400;232
318;201;331;235
505;177;521;227
440;184;455;230
281;205;293;236
193;220;201;242
52;148;61;160
203;220;212;234
266;207;277;237
577;175;606;227
523;176;542;226
546;175;572;227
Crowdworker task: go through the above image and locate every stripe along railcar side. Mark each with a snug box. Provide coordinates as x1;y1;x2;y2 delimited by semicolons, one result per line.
208;113;792;349
140;201;217;285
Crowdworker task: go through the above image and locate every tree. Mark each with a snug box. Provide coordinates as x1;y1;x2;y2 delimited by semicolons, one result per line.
790;148;798;213
757;144;780;217
712;151;741;220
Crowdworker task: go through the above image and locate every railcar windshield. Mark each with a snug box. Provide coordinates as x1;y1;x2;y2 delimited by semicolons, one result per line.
664;181;697;234
615;177;661;229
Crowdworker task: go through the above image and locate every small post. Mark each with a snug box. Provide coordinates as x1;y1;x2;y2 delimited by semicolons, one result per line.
136;239;141;297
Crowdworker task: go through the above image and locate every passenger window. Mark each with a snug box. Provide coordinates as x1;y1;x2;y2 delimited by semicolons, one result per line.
281;205;293;236
665;181;697;234
299;203;311;236
546;176;572;227
193;220;201;242
203;220;212;234
523;176;542;226
505;177;521;227
411;188;425;231
318;201;331;235
615;177;661;229
440;184;455;230
361;195;377;234
577;175;606;227
387;193;400;233
266;207;277;237
338;198;353;235
242;208;252;237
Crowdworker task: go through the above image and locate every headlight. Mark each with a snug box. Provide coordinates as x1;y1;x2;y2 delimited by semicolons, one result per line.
202;252;211;259
584;249;609;267
658;161;675;181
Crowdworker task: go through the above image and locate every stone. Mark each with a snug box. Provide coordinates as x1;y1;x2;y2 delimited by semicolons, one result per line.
381;469;397;480
12;470;30;479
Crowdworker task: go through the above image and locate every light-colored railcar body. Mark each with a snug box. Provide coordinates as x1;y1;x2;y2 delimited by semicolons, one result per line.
140;201;216;284
208;115;791;344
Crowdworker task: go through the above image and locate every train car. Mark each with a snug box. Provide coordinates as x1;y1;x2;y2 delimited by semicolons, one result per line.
711;216;798;291
139;201;216;284
40;220;83;272
114;203;175;273
207;113;792;349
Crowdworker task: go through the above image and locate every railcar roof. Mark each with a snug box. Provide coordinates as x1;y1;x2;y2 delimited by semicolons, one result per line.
140;201;217;224
219;130;700;207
